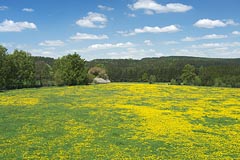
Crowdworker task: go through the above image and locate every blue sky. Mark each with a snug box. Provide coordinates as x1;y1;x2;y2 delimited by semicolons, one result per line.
0;0;240;60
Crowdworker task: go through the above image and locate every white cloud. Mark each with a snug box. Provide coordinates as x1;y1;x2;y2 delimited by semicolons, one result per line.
191;42;240;49
144;10;154;15
182;34;228;42
135;25;180;33
0;19;37;32
32;49;53;55
129;0;192;14
76;12;107;28
0;6;8;11
192;43;222;49
144;40;153;46
194;19;238;28
29;48;60;58
232;31;240;35
117;31;134;36
106;48;163;59
171;48;208;57
169;41;240;58
172;45;240;58
70;32;109;40
0;43;29;50
1;42;13;48
98;5;114;11
225;19;239;26
88;42;134;50
194;19;225;28
39;40;65;47
22;8;34;12
127;13;136;17
163;41;179;45
66;42;135;56
119;25;180;36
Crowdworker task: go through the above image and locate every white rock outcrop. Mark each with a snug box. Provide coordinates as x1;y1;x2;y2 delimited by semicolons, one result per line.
93;77;111;84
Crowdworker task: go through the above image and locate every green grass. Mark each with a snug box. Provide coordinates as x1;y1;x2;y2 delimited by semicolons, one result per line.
0;83;239;159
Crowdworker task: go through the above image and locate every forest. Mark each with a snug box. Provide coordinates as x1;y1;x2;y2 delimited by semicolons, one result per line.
1;45;240;90
88;56;240;87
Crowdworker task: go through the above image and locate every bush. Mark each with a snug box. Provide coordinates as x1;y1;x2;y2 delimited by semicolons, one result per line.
87;73;95;84
141;73;148;82
194;76;202;86
170;79;178;85
214;78;225;87
149;75;156;84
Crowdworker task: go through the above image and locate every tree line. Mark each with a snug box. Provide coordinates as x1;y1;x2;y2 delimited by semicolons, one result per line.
1;44;240;90
88;57;240;88
0;45;88;90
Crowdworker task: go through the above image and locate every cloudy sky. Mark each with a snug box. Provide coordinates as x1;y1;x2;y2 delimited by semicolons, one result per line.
0;0;240;60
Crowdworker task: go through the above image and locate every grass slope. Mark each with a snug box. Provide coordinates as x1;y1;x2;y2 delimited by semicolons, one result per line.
0;83;239;159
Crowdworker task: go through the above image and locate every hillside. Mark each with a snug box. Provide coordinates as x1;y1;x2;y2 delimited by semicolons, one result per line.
87;56;240;85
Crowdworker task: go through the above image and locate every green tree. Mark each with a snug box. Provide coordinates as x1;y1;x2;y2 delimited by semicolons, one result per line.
170;79;178;85
141;72;148;82
54;53;87;86
0;45;7;89
193;76;202;86
149;75;156;84
214;78;225;87
87;57;240;87
54;69;64;86
35;61;53;86
5;50;35;89
86;73;95;84
199;66;213;86
181;64;197;85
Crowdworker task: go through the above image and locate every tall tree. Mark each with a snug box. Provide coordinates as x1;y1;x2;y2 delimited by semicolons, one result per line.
0;45;7;89
181;64;197;85
5;50;35;89
149;75;156;84
199;66;214;86
141;72;148;82
35;61;52;86
54;53;87;86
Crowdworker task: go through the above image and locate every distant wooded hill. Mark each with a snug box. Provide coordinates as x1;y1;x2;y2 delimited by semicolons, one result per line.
33;56;240;87
86;56;240;86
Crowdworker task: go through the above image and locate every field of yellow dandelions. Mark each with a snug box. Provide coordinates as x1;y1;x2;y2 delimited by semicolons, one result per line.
0;83;239;159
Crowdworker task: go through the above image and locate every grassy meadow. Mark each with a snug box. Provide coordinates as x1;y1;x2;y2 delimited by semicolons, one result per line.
0;83;239;159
